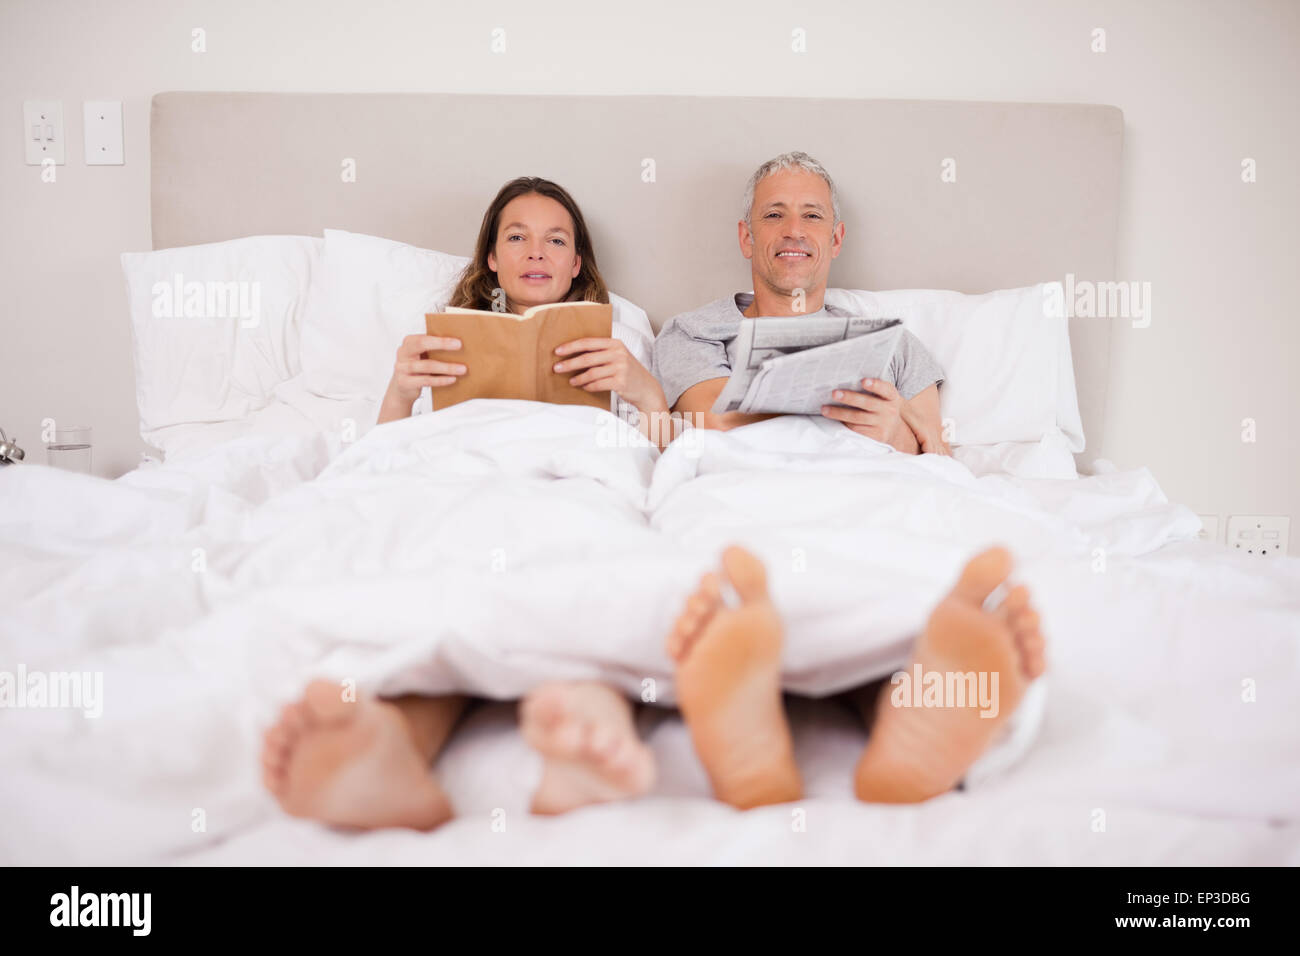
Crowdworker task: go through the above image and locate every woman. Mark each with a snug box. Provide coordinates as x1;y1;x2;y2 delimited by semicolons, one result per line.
377;177;668;428
261;179;666;830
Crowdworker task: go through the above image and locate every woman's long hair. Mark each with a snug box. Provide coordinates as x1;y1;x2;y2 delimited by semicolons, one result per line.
448;177;609;310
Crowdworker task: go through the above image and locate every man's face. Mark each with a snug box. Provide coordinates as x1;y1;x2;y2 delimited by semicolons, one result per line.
739;168;844;303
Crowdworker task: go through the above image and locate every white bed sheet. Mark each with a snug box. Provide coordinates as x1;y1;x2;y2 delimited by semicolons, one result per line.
1;402;1297;865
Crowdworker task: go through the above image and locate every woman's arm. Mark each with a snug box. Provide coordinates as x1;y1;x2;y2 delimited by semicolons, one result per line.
377;379;417;424
555;337;666;414
556;336;687;449
376;334;467;425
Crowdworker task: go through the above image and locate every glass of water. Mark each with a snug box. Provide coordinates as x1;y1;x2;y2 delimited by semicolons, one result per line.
47;425;93;474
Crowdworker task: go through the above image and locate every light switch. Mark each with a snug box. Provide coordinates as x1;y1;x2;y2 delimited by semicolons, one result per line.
83;100;123;165
22;100;64;165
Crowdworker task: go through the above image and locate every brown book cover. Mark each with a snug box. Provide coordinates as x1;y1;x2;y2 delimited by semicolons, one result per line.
424;301;614;411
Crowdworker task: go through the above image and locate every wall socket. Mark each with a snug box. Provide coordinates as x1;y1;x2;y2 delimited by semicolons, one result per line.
1225;515;1289;557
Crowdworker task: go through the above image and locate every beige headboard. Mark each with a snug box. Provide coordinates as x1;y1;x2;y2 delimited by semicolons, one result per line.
151;92;1123;457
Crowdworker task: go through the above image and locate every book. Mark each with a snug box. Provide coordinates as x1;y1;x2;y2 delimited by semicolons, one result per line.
424;301;614;411
711;315;906;414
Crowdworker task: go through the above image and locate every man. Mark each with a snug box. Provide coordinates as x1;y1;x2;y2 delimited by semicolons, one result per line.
655;151;950;454
655;153;1046;807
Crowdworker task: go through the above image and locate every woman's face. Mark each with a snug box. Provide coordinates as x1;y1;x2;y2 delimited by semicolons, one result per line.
487;193;583;312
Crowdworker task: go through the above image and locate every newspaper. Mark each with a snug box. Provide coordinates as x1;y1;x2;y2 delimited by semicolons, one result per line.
711;315;905;415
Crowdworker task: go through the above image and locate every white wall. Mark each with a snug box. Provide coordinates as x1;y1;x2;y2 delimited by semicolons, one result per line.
2;0;1297;550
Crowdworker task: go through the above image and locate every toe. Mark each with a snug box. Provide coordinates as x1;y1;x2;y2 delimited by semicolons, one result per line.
1011;611;1044;677
277;703;304;734
588;724;618;760
950;546;1013;606
671;608;694;633
302;679;352;723
556;716;584;755
263;766;285;795
698;572;722;607
1013;607;1041;638
530;688;569;732
671;573;724;660
604;738;633;769
283;704;311;740
1002;584;1030;612
995;600;1017;632
721;546;769;603
264;727;291;760
1025;649;1047;679
260;745;281;772
686;593;713;620
671;612;705;659
677;609;702;636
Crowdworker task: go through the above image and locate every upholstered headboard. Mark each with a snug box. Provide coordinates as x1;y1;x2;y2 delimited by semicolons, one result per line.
151;92;1123;458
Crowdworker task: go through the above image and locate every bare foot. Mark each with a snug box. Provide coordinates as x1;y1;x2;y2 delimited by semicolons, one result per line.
261;680;453;830
521;681;655;815
668;546;802;809
853;547;1047;803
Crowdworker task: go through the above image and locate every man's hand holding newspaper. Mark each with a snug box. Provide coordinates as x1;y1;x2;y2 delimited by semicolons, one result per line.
706;314;934;452
820;376;914;450
709;315;907;415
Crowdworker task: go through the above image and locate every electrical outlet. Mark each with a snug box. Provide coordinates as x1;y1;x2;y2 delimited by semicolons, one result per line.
23;100;65;165
1226;515;1289;557
1196;514;1220;544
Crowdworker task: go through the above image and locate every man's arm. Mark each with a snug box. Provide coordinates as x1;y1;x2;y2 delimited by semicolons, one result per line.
675;375;945;454
820;378;923;454
900;383;949;455
673;377;779;431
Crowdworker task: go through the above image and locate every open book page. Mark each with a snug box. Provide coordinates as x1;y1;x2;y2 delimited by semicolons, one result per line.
442;305;512;316
425;301;612;411
711;315;904;414
425;311;538;407
535;303;613;406
738;325;904;414
443;301;583;319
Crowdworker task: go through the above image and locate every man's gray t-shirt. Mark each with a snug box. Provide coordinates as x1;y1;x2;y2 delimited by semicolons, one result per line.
653;292;946;408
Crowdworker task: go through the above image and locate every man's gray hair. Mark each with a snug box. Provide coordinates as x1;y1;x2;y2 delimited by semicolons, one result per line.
741;151;841;228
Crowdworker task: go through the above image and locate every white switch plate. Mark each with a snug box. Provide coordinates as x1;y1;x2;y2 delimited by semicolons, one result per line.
1196;514;1220;544
23;99;64;165
1226;514;1289;557
83;100;123;164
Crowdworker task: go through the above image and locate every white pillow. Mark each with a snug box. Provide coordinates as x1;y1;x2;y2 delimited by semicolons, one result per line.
297;229;470;403
824;283;1084;450
120;235;321;451
298;229;655;409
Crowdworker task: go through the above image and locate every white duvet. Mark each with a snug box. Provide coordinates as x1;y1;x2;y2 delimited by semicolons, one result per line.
1;402;1297;865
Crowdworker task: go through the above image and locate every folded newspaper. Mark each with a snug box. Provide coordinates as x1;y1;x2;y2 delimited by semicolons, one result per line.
711;314;906;414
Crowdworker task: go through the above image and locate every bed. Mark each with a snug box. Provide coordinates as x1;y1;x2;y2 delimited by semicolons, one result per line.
1;93;1296;866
